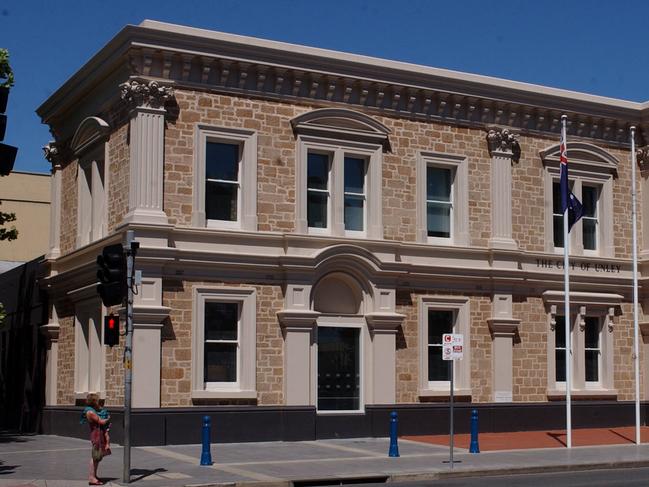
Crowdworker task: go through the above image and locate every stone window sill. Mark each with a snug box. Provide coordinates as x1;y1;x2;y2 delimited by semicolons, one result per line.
418;388;472;399
191;389;257;400
547;388;618;400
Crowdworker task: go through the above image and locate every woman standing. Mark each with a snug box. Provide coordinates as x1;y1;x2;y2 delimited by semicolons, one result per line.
81;393;110;486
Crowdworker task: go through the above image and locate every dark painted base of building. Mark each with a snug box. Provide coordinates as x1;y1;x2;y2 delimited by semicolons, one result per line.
42;401;649;446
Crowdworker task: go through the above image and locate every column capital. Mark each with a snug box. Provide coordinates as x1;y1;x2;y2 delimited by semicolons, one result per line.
39;322;60;341
120;79;175;110
42;141;70;170
277;310;320;330
637;146;649;167
486;127;521;163
488;317;520;337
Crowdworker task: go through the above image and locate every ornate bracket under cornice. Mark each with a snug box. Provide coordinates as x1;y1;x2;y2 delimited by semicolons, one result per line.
43;141;71;169
486;127;521;163
70;116;110;157
120;79;175;110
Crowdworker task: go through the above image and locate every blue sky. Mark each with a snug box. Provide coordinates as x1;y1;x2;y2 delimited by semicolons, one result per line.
2;0;649;173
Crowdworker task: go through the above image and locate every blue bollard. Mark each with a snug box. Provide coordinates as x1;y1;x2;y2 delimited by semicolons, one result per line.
469;409;480;453
388;411;400;457
200;415;213;465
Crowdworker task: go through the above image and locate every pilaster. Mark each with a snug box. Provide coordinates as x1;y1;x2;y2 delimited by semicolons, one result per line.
488;293;520;402
119;79;174;226
486;128;520;251
366;312;404;404
43;142;66;260
278;310;320;405
638;146;649;256
40;303;61;406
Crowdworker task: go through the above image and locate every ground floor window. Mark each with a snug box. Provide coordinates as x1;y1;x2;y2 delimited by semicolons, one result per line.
191;287;257;399
548;303;613;395
418;296;470;397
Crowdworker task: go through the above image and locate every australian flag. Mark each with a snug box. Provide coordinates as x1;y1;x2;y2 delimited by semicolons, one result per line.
560;131;583;232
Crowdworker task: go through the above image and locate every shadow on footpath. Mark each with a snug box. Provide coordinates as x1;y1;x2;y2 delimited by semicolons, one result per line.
0;460;18;475
130;467;168;482
0;431;31;444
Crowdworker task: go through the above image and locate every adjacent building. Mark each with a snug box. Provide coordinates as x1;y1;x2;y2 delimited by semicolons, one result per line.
35;20;649;443
0;171;50;271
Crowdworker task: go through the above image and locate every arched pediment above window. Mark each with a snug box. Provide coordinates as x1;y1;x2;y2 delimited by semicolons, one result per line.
291;108;390;149
540;142;619;175
70;117;110;157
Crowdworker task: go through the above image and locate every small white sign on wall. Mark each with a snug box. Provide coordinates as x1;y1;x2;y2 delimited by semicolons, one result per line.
442;333;464;361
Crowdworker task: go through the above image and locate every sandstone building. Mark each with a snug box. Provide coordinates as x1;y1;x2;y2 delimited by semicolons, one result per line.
36;20;649;443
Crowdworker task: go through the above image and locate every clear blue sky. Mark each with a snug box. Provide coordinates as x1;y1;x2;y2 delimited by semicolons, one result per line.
2;0;649;173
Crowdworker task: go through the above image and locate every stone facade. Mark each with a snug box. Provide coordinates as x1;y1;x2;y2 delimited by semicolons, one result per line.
36;21;649;430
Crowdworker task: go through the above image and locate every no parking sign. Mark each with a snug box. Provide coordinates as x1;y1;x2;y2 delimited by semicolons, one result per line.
442;333;463;360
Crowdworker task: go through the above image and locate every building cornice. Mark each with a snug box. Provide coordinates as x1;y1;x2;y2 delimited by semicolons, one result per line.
37;21;649;147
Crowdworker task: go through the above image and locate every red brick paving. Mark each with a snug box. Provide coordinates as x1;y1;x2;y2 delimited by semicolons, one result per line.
403;426;649;451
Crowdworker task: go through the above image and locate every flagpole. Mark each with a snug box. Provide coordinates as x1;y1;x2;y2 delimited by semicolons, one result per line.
631;126;641;445
561;114;572;449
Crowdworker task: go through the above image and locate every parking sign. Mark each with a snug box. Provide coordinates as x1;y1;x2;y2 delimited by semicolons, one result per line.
442;333;463;360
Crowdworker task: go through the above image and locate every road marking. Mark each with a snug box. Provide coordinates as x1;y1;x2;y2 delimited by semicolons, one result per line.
141;446;280;482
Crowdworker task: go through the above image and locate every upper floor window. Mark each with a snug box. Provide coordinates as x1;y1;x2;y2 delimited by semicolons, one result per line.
193;126;257;231
70;116;110;249
205;142;241;224
292;108;389;239
417;152;469;246
541;142;617;257
77;148;106;247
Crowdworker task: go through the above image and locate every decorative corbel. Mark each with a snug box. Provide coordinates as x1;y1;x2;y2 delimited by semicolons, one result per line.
119;79;175;109
550;304;557;331
486;127;521;163
578;305;587;331
607;307;616;332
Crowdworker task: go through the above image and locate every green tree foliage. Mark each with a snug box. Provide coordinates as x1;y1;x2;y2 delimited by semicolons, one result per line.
0;201;17;241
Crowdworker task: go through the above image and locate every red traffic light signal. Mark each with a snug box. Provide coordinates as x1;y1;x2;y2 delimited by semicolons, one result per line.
104;314;120;347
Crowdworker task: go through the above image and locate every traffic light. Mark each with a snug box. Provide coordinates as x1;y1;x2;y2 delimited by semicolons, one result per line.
97;243;126;307
104;314;120;347
0;86;16;176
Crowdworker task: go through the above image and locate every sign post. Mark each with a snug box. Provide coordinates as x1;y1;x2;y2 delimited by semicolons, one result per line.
442;333;463;469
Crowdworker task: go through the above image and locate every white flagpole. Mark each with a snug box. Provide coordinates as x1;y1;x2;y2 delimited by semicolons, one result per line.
562;115;572;449
631;126;641;445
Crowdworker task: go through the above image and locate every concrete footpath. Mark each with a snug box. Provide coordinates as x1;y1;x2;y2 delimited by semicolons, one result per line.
3;431;649;487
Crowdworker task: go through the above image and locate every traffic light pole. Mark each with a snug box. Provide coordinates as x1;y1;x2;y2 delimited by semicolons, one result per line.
122;230;138;484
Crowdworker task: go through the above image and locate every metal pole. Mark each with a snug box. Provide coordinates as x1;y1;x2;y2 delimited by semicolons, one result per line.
122;230;136;483
631;126;641;445
449;361;454;469
561;115;572;449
